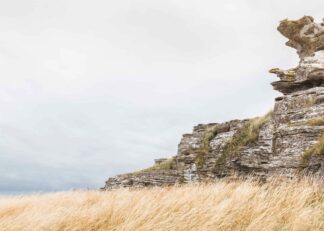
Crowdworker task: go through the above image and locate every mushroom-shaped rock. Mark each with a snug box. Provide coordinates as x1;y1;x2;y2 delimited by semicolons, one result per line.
270;16;324;94
278;16;324;58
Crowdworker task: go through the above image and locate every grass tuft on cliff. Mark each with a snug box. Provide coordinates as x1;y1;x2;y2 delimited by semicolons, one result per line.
216;111;272;165
134;157;177;174
289;117;324;127
195;124;219;168
302;134;324;164
0;177;324;231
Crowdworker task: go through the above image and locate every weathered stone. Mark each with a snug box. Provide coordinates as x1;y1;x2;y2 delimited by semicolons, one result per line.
102;170;179;190
102;16;324;190
277;16;324;58
303;155;324;175
271;17;324;94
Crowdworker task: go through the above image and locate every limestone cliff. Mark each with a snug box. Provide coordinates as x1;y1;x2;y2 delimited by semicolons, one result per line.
102;16;324;190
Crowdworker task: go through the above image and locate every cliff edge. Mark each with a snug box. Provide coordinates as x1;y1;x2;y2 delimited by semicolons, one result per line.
102;16;324;190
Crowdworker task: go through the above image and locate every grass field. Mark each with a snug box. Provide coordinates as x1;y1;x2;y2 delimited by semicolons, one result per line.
0;177;324;231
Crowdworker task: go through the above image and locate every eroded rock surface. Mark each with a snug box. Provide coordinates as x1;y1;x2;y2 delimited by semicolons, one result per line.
102;16;324;190
271;16;324;94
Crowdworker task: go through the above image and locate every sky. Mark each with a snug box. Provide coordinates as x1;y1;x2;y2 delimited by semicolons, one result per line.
0;0;323;194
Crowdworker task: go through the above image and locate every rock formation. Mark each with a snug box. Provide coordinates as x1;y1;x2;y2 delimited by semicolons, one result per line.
102;16;324;190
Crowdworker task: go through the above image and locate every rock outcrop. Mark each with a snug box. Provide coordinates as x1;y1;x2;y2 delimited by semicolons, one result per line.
270;16;324;94
102;16;324;190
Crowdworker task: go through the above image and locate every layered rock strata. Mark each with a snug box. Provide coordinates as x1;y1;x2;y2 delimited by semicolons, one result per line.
102;16;324;190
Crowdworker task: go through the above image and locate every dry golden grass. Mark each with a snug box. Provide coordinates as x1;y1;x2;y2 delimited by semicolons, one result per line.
289;117;324;127
134;157;177;174
1;177;324;231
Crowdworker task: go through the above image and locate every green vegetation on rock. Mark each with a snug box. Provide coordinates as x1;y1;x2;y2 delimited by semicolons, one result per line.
301;135;324;165
134;157;177;175
195;125;219;168
289;117;324;127
195;151;206;169
215;111;273;165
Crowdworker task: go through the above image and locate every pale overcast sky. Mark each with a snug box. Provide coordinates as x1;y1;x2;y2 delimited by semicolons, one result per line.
0;0;323;194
